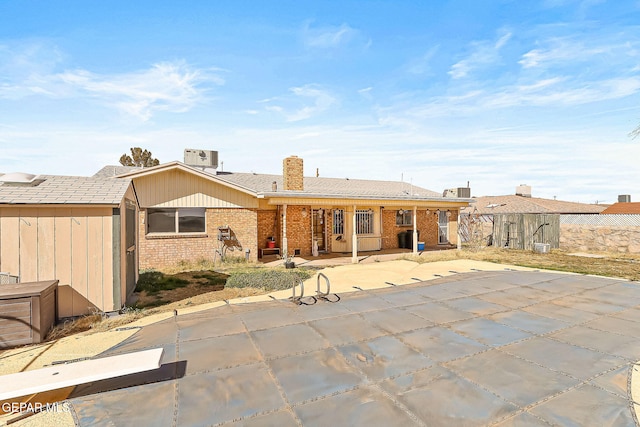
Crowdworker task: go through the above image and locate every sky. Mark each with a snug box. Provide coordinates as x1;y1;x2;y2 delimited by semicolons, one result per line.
1;0;639;204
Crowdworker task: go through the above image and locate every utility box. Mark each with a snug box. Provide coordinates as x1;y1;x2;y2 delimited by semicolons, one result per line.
0;280;58;348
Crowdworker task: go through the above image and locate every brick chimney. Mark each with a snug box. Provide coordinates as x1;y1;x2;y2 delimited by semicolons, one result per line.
283;156;304;191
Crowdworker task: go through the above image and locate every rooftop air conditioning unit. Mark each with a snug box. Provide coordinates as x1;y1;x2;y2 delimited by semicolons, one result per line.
184;149;218;168
618;194;631;203
444;187;471;198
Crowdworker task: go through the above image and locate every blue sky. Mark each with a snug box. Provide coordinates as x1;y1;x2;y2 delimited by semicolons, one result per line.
1;0;639;204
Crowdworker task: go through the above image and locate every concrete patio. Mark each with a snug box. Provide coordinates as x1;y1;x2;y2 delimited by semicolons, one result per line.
58;269;640;426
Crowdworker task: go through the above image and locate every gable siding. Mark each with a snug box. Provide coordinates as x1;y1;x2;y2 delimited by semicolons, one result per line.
134;169;257;208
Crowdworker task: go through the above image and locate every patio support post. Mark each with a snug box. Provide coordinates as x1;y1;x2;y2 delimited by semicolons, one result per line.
457;211;462;250
282;204;288;257
413;206;418;254
352;205;358;263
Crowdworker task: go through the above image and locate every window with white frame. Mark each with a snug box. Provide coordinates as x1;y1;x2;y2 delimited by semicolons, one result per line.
332;209;344;235
147;208;206;234
356;209;374;234
396;209;412;226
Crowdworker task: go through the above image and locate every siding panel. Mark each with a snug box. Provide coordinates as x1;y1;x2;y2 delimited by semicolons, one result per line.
0;210;20;278
134;170;257;208
54;211;73;318
19;209;38;282
37;209;56;281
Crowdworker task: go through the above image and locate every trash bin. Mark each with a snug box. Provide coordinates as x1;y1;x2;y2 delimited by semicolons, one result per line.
405;230;420;250
397;232;407;249
417;242;425;251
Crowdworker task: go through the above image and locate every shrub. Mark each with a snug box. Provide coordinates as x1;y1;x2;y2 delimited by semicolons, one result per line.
226;268;313;291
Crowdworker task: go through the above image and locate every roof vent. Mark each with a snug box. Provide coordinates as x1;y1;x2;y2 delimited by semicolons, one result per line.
0;172;45;186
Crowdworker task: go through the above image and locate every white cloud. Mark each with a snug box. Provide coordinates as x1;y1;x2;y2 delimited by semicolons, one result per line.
263;84;336;122
303;22;357;48
449;30;512;79
0;41;223;120
56;62;224;120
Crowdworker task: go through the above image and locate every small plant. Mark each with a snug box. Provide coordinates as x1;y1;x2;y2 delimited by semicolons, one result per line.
226;267;313;291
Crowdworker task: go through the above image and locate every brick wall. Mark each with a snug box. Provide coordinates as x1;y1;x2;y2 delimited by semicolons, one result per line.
283;156;304;191
282;205;312;256
257;209;278;251
381;209;440;248
139;208;258;270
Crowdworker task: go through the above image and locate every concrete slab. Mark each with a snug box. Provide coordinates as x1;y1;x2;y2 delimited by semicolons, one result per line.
13;269;640;426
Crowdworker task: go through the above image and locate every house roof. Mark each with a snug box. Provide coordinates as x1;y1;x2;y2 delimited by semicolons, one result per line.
215;172;444;200
0;173;132;205
117;161;468;203
462;195;607;215
600;202;640;214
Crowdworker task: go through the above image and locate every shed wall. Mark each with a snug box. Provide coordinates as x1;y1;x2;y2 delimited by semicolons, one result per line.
0;206;121;317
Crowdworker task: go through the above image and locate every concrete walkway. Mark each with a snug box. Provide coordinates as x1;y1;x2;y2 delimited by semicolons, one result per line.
4;260;640;426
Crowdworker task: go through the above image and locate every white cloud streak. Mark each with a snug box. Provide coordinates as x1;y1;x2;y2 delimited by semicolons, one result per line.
263;84;336;122
449;30;512;79
303;22;357;48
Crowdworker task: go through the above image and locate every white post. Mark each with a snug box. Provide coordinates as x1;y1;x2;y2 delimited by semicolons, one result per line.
413;206;418;254
282;204;288;257
352;205;358;263
457;211;462;250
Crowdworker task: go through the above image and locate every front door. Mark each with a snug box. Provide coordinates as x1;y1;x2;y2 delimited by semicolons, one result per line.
438;210;449;244
125;203;137;296
312;209;326;252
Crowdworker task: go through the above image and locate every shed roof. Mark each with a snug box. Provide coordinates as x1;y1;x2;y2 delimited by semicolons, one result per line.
462;195;606;215
0;173;132;205
600;202;640;214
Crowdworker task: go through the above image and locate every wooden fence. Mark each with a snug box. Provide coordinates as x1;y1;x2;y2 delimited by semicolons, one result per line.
492;214;560;250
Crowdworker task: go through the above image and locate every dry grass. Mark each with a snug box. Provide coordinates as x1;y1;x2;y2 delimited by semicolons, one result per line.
405;247;640;281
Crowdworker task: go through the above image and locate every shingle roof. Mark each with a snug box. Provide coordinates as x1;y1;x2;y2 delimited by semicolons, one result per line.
93;165;143;178
0;174;132;205
215;172;443;199
600;202;640;214
462;195;607;215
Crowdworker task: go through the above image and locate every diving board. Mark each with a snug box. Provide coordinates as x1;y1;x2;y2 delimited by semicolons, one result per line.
0;348;164;401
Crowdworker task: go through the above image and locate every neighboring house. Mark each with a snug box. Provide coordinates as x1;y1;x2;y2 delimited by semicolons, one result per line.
0;168;139;317
462;185;607;216
118;154;471;270
600;202;640;214
459;185;606;247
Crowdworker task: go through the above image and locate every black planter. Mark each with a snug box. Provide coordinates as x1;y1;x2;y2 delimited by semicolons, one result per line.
285;261;295;269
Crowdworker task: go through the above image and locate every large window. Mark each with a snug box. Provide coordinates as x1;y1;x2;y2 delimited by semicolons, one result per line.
356;209;374;234
147;208;206;234
396;209;412;226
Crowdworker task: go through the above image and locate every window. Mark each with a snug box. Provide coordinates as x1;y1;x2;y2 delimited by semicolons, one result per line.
332;209;344;235
356;209;374;234
147;208;206;234
396;210;412;226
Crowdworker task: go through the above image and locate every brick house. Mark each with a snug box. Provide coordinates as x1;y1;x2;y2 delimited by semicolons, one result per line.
119;155;471;270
